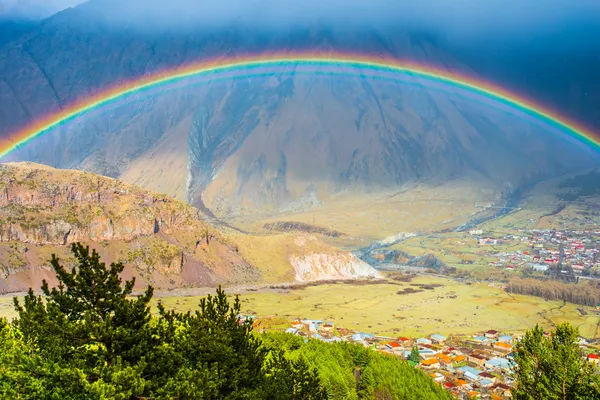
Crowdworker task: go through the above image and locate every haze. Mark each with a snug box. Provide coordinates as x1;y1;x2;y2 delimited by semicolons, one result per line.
3;0;600;50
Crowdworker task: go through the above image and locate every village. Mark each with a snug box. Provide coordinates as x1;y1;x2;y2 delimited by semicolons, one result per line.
471;228;600;277
239;314;600;399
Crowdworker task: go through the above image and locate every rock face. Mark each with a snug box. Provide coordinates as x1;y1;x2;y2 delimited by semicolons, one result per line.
1;0;598;225
0;163;377;293
0;163;198;245
290;253;381;282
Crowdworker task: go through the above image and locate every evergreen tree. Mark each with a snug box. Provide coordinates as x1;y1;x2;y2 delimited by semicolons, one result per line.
409;346;421;364
4;243;329;399
512;323;600;400
13;243;153;397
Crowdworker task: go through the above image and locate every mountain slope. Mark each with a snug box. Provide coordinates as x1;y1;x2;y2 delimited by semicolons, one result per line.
0;0;598;233
0;162;380;293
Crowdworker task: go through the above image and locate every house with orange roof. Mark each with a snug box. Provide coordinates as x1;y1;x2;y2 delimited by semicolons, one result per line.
454;379;468;387
468;390;480;398
290;319;303;329
385;341;403;353
493;342;512;352
421;358;441;369
453;355;467;364
429;372;445;383
437;354;452;366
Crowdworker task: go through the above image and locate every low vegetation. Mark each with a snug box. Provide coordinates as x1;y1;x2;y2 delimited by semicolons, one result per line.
506;277;600;307
558;170;600;201
263;221;346;238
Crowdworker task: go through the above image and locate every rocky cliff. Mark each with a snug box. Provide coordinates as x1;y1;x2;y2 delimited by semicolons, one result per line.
0;163;377;293
290;253;381;282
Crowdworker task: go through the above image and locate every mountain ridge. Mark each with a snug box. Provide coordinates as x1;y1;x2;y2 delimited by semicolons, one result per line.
0;162;380;293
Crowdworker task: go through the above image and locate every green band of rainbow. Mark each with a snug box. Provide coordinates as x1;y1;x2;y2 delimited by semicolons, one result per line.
1;52;599;159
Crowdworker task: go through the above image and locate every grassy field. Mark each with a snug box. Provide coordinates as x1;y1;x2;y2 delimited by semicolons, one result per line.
237;278;599;338
2;276;598;338
155;277;600;339
388;233;529;277
227;182;491;240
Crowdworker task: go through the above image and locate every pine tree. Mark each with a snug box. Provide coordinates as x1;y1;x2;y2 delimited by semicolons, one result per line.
512;323;600;400
14;243;154;371
409;346;421;364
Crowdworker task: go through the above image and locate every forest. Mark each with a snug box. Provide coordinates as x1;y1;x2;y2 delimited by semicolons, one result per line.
506;277;600;306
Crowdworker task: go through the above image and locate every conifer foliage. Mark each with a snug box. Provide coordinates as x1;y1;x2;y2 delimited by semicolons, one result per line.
2;243;327;399
512;323;600;400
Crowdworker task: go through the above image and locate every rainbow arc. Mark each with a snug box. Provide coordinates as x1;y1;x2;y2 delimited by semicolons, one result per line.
1;52;599;159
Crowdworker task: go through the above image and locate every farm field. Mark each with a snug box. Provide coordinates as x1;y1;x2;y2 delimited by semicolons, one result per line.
388;233;528;276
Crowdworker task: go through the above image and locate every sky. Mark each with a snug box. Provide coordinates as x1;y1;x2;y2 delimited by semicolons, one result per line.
0;0;81;19
2;0;599;43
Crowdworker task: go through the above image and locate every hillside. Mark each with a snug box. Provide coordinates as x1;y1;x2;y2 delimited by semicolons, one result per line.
0;162;380;293
1;0;598;238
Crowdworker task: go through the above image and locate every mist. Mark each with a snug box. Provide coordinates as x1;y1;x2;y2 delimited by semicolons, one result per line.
3;0;599;52
66;0;599;46
0;0;82;19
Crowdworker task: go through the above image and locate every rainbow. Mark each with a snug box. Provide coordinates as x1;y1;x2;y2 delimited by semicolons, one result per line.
1;52;599;159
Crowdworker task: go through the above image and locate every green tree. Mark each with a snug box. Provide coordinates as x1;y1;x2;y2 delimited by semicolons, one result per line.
5;243;328;399
157;286;327;399
14;244;154;366
512;323;600;400
409;346;421;364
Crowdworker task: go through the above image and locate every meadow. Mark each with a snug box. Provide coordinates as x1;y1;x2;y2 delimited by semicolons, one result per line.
1;275;598;338
229;183;489;240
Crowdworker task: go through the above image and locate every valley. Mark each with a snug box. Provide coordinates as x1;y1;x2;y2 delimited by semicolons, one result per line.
164;275;600;338
1;275;597;338
1;1;600;399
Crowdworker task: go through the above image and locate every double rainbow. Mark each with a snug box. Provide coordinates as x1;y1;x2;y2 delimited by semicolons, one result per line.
1;52;599;159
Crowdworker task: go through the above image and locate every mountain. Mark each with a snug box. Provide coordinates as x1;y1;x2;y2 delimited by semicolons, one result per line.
0;162;380;293
0;0;598;237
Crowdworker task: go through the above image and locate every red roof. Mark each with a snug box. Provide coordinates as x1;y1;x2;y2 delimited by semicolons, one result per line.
588;354;599;359
486;330;498;334
444;382;453;388
398;337;410;342
387;342;401;348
